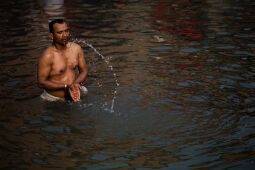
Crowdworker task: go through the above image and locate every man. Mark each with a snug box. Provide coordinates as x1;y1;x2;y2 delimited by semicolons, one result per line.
37;19;88;102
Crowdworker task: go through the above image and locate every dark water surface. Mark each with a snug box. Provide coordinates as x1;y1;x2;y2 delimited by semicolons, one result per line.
1;0;255;169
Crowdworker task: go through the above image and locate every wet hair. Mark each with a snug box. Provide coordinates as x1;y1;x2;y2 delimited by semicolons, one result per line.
49;19;66;33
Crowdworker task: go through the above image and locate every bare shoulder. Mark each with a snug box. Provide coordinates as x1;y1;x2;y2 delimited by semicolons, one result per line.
39;46;54;63
70;42;83;51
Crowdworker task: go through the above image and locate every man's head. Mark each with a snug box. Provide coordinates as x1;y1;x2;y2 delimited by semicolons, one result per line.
49;19;65;33
49;19;70;46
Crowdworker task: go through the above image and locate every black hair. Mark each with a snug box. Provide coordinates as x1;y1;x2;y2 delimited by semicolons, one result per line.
49;19;65;33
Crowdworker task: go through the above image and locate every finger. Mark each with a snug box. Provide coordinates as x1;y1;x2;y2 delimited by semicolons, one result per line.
71;85;75;91
69;87;80;102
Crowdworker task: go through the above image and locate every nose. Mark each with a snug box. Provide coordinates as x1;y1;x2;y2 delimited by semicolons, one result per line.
63;32;68;37
63;30;69;37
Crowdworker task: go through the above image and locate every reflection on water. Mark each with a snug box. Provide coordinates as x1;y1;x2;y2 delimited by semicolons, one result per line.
0;0;255;169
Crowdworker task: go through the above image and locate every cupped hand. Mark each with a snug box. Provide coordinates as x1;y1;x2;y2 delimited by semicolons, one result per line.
68;83;81;102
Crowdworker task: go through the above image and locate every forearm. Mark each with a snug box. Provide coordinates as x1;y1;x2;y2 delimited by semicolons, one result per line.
38;80;65;90
74;70;87;84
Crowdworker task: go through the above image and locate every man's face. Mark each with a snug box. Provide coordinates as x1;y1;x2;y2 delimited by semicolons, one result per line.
51;22;70;45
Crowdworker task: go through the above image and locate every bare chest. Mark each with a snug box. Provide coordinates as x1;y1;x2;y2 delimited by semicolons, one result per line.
51;50;78;75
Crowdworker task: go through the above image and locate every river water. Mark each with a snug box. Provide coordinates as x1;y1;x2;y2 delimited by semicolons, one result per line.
0;0;255;169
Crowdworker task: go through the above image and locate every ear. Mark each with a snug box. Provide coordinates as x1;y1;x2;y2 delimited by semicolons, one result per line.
49;33;53;40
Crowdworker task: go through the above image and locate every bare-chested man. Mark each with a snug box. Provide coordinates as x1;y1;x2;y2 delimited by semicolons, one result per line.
37;19;88;102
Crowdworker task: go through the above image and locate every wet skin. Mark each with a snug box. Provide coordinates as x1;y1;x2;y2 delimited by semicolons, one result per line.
37;22;87;101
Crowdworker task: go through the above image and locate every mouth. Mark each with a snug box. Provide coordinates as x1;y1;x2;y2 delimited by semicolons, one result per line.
61;36;70;44
62;36;69;41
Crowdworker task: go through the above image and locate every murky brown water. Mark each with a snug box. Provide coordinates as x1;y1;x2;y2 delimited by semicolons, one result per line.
0;0;255;169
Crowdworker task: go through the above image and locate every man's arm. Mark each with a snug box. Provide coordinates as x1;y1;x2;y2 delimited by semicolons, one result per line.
37;51;65;90
67;45;87;101
74;45;88;84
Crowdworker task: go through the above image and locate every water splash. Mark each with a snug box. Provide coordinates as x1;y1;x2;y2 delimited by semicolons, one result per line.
72;38;119;113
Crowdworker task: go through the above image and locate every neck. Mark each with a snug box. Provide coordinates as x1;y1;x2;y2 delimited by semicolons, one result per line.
53;42;68;50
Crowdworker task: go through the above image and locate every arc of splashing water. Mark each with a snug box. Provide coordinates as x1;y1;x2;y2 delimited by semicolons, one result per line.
73;38;119;113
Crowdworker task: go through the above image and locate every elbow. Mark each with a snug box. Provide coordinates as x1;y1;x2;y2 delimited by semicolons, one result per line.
37;81;45;89
38;83;43;89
